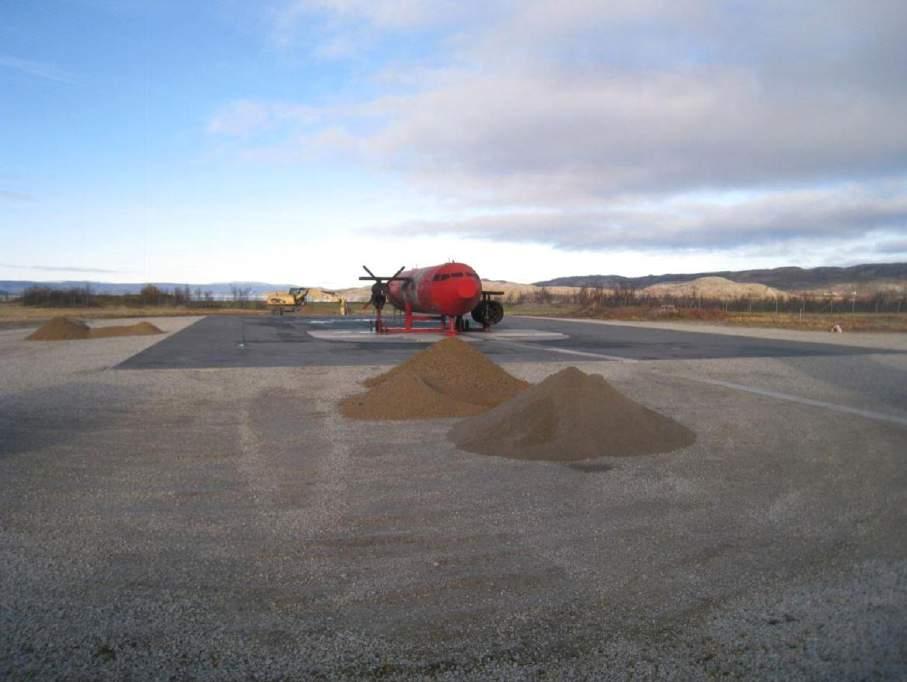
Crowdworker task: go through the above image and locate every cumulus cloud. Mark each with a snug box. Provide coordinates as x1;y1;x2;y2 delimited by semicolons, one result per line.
354;1;907;201
236;1;907;253
360;67;907;203
398;186;907;251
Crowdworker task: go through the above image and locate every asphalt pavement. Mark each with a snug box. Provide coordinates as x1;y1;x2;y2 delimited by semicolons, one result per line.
117;314;898;369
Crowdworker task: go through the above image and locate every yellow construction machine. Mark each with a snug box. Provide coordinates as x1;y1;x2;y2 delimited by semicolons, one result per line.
265;287;309;315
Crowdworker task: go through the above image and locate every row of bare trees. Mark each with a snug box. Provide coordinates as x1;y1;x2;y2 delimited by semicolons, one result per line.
21;284;264;308
509;285;907;314
137;285;261;308
22;286;98;307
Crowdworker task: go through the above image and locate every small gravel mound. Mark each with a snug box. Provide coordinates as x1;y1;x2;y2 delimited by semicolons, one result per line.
27;317;91;341
343;337;528;420
27;317;163;341
449;366;696;461
90;321;163;338
342;370;486;420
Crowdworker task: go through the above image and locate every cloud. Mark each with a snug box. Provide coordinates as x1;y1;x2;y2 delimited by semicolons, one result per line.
270;0;494;55
348;0;907;202
236;1;907;254
396;186;907;251
873;238;907;254
0;264;121;274
312;34;359;60
275;0;464;33
0;56;75;84
207;100;320;136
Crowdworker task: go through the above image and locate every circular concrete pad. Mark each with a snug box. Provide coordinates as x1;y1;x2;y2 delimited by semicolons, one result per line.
306;328;568;343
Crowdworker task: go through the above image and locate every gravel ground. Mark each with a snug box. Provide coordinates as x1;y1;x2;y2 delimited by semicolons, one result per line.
1;317;905;679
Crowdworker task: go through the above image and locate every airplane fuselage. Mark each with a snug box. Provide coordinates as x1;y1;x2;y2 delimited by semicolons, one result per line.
386;262;482;318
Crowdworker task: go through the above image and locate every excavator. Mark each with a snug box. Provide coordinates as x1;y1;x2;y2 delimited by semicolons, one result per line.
264;287;309;315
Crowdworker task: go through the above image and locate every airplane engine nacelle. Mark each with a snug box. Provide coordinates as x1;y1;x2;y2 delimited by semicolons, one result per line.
471;300;504;326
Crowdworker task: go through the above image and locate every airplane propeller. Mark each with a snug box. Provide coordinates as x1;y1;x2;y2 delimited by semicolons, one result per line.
359;265;409;310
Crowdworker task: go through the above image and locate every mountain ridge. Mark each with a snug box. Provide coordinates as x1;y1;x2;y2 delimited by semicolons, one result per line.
534;262;907;291
2;262;907;298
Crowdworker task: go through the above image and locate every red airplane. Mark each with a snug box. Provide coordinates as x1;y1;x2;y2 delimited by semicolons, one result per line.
360;263;504;335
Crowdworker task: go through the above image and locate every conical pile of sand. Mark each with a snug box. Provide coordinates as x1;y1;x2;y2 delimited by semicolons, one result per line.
342;337;529;420
27;317;163;341
27;317;91;340
449;367;695;461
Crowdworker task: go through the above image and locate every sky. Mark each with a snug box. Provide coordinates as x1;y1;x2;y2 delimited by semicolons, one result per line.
1;0;906;287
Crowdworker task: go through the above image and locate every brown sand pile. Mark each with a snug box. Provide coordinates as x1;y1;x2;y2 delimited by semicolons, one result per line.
90;321;163;338
449;367;695;461
27;317;162;341
342;337;529;420
26;317;91;340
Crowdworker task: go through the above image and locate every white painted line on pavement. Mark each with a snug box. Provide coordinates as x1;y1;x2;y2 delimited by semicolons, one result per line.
487;330;568;340
677;376;907;428
486;338;639;363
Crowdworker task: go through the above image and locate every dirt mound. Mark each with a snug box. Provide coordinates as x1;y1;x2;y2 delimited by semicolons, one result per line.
91;321;163;338
27;317;163;341
27;317;91;340
343;371;487;420
342;337;529;420
449;367;695;461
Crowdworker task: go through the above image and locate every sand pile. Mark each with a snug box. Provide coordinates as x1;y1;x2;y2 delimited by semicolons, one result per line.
449;367;695;461
27;317;163;341
90;321;163;338
26;317;92;341
342;337;529;420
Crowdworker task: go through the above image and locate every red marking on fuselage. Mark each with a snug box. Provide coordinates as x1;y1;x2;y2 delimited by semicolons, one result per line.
386;262;482;317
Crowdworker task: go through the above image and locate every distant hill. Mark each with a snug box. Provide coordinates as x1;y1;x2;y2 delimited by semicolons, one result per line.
642;277;788;301
480;280;580;302
4;261;905;302
535;262;907;293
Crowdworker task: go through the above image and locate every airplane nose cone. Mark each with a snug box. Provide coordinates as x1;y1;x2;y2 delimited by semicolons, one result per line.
457;279;479;299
